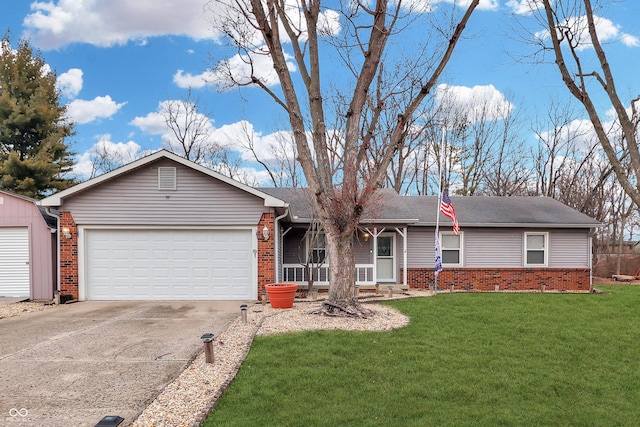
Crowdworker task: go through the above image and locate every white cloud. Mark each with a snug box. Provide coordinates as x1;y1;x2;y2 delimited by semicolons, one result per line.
403;0;498;13
22;0;341;50
176;49;296;90
56;68;83;98
211;49;297;90
24;0;213;49
66;95;126;124
173;70;216;89
213;121;297;162
535;15;639;50
620;32;640;48
457;0;498;11
317;9;342;36
129;110;167;135
435;84;514;123
209;0;341;48
73;135;143;179
506;0;542;15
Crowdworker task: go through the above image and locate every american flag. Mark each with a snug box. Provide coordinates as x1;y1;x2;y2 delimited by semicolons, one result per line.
440;190;460;235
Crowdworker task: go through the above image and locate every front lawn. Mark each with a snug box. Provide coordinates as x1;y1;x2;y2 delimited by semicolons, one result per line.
206;286;640;426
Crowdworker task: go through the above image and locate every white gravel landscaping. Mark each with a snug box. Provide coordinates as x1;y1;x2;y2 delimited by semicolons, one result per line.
132;291;426;427
0;300;53;319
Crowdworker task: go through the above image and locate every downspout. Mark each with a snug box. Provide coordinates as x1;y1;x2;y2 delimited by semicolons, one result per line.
589;229;594;293
45;207;61;296
274;206;290;283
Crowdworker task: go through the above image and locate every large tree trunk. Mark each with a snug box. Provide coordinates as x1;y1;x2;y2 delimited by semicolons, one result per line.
317;219;373;318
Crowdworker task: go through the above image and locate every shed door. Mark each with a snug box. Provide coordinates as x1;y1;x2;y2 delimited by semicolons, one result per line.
0;227;30;297
85;229;254;300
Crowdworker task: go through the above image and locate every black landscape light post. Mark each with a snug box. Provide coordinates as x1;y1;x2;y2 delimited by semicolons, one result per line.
95;415;124;427
201;333;215;363
240;304;248;323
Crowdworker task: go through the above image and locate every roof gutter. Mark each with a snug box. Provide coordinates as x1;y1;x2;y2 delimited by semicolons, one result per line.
413;222;602;229
45;207;61;294
274;206;290;283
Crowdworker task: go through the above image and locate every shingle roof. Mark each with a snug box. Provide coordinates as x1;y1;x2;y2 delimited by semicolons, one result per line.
404;196;601;228
260;187;418;223
260;188;601;229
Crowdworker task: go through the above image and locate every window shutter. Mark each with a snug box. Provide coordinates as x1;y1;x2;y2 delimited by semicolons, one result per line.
158;167;176;190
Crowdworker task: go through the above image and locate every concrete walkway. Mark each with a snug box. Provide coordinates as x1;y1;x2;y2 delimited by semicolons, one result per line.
0;301;242;426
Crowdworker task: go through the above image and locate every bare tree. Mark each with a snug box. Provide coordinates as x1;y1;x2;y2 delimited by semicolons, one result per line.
84;141;145;178
529;99;597;198
211;0;480;316
160;89;228;166
534;0;640;209
481;109;531;196
231;120;304;187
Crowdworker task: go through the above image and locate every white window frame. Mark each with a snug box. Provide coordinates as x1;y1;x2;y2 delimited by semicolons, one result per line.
307;232;327;265
524;232;548;267
440;231;463;267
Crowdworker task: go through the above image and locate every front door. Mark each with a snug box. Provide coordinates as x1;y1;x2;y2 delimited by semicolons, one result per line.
376;234;395;282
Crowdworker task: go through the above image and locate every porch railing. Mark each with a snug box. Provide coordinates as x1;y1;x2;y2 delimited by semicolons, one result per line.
282;263;375;285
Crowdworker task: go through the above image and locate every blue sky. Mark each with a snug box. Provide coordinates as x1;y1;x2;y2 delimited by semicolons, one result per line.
2;0;639;183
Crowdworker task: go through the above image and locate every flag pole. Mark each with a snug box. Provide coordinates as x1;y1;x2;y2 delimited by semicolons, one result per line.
434;125;445;292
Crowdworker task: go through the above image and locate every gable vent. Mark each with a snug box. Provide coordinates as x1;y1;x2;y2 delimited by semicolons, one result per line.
158;167;177;190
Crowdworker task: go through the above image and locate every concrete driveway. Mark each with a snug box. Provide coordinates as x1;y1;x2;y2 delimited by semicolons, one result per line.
0;301;241;426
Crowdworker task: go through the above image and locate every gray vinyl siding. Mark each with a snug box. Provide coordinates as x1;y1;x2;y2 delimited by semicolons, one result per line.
465;229;522;267
407;227;591;269
62;159;267;225
549;229;590;268
407;227;432;268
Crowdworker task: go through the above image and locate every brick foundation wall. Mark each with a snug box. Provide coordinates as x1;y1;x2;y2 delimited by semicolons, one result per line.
404;268;591;292
59;212;79;299
257;212;275;295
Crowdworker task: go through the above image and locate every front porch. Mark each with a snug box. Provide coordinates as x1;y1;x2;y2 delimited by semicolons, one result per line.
277;225;410;289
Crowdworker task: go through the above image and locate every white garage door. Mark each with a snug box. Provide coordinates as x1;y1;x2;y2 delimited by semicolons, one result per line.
85;229;254;300
0;227;30;297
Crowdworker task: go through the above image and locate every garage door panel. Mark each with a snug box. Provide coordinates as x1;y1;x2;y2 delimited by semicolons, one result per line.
85;229;254;300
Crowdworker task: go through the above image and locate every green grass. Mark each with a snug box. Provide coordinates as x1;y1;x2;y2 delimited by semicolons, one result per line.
205;286;640;426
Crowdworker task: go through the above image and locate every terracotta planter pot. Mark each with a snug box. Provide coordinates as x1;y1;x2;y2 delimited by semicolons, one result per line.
265;283;298;309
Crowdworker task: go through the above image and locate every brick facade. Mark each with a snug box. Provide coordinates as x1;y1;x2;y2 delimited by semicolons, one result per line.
59;211;79;299
257;212;276;294
404;268;591;292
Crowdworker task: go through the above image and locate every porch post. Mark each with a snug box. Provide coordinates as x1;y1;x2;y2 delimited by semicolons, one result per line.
394;227;409;287
372;227;378;284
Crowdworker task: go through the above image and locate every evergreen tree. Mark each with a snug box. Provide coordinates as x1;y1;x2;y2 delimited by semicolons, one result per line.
0;34;75;198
